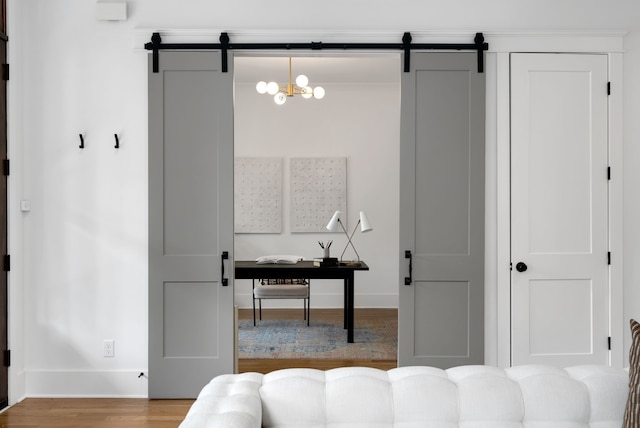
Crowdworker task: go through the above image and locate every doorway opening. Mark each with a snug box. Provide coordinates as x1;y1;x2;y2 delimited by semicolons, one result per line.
232;54;401;371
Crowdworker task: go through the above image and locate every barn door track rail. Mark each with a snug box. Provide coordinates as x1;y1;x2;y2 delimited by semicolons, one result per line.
145;31;489;74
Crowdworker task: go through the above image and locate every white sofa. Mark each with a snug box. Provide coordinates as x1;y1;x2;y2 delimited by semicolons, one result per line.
179;365;629;428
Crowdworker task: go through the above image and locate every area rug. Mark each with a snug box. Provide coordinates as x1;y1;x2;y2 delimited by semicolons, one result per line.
238;318;397;359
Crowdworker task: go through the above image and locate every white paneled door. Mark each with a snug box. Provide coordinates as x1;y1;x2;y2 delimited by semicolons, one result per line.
510;53;609;367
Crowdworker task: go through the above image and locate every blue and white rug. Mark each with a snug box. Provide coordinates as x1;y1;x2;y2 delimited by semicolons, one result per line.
238;318;397;359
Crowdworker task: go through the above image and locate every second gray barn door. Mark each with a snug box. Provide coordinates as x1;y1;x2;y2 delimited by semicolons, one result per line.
399;52;485;368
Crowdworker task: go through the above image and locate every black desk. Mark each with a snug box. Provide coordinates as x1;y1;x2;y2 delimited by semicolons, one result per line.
235;260;369;343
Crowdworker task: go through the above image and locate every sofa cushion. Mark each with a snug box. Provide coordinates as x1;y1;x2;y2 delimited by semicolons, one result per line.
508;365;591;424
180;372;263;428
259;368;327;427
448;365;525;424
390;366;460;426
568;365;630;425
254;284;309;298
624;318;640;427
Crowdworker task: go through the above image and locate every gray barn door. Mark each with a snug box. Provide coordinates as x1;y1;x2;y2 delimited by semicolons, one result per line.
148;52;234;398
399;52;485;368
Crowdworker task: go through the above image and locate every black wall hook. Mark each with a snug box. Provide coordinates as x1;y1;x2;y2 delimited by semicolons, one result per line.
114;134;120;149
79;134;85;149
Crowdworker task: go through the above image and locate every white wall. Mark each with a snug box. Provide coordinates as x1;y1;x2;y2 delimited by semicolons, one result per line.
8;0;640;400
234;73;400;309
11;0;149;398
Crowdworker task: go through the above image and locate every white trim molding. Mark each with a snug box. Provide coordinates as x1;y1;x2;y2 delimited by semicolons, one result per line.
608;52;625;368
25;370;147;398
485;30;625;53
491;44;624;369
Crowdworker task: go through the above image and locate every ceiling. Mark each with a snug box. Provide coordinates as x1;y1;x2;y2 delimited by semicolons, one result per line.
233;55;401;86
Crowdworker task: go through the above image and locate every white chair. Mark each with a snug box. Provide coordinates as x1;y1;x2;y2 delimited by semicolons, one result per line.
252;279;310;326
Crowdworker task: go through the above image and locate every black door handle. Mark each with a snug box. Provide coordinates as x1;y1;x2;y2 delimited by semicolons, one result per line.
404;250;412;285
221;251;229;286
515;262;528;272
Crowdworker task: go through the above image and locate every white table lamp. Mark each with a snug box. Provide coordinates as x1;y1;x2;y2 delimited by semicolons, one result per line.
325;210;373;261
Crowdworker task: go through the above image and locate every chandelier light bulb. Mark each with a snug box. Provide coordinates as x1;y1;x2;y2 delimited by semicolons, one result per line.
301;86;313;99
295;74;309;88
256;81;268;94
274;92;287;105
256;58;325;101
266;81;280;95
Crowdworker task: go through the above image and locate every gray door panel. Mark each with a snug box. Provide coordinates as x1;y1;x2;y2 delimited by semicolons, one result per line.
399;53;485;368
148;52;234;398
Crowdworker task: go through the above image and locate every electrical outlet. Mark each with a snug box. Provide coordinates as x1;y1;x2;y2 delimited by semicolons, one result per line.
103;339;115;358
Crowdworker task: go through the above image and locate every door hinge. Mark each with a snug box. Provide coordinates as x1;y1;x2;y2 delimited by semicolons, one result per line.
607;252;611;265
608;336;612;351
607;81;611;95
2;64;8;81
3;350;9;367
3;255;9;272
2;159;8;176
607;166;611;180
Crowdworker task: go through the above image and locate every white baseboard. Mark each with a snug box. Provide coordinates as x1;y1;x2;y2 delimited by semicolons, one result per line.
9;368;26;405
235;293;398;309
25;370;148;398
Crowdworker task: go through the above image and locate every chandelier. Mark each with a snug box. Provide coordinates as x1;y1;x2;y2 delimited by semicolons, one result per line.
255;57;325;105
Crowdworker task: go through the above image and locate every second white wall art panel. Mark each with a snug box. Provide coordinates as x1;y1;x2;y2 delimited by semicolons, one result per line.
290;157;347;233
235;157;283;233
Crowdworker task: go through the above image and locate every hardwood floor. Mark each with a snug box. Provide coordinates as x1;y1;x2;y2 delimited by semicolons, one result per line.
0;398;194;428
0;308;397;427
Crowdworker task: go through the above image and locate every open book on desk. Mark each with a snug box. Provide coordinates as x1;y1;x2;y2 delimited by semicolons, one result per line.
255;255;303;264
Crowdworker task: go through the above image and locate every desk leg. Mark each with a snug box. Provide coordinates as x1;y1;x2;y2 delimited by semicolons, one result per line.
346;274;354;343
343;280;347;329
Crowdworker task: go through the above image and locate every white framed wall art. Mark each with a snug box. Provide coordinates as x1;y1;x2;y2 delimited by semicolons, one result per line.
234;157;283;233
290;157;347;233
